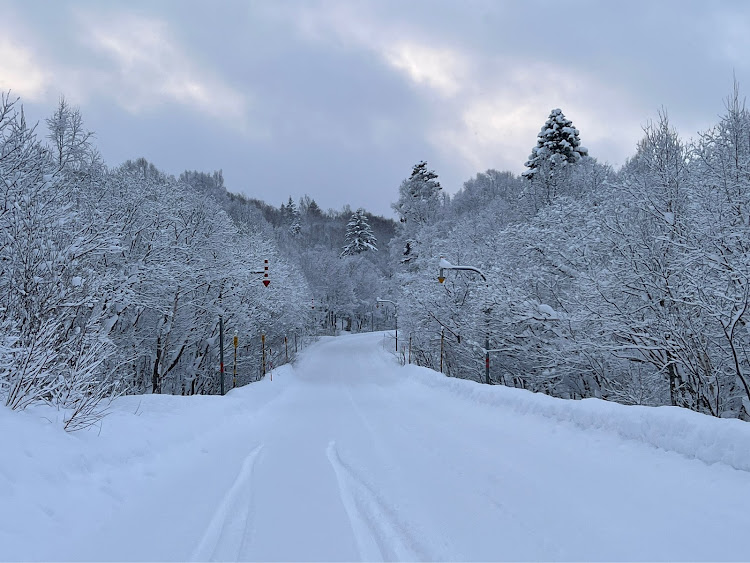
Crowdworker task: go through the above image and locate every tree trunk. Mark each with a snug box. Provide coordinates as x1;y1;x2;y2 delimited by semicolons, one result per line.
152;337;162;394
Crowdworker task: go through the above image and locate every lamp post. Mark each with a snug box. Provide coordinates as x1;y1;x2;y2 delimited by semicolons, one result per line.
437;257;492;385
376;298;398;353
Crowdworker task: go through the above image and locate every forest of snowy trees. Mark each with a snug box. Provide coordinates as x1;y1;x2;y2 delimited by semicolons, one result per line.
0;94;395;428
394;94;750;421
3;82;750;428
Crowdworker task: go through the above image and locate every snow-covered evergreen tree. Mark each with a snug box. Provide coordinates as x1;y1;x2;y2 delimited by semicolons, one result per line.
286;196;301;235
341;208;377;256
521;109;590;209
392;161;442;227
523;108;588;180
391;161;443;264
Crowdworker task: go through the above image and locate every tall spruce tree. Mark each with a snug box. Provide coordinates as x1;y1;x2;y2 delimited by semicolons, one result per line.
523;108;588;180
286;196;301;235
392;161;442;227
341;208;377;256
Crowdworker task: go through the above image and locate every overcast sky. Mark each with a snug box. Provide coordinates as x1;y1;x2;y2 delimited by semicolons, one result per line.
1;0;749;217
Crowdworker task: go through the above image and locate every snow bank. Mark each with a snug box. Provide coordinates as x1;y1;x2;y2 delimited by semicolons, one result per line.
0;366;292;561
400;364;750;472
1;366;290;477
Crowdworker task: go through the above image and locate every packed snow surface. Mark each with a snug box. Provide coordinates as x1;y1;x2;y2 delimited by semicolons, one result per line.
3;331;750;561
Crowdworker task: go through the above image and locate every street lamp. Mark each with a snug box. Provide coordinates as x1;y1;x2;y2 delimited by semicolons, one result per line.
376;298;398;353
438;256;486;283
436;256;492;385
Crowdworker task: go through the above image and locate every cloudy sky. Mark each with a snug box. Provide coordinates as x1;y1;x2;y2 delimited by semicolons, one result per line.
1;0;749;216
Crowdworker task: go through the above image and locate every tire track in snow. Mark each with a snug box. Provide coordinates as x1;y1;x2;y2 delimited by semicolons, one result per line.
345;387;459;560
327;441;435;562
190;444;263;562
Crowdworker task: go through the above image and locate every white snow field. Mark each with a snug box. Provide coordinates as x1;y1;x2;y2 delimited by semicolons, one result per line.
3;331;750;562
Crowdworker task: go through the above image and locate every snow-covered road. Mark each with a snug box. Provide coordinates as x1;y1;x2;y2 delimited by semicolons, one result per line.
3;331;750;561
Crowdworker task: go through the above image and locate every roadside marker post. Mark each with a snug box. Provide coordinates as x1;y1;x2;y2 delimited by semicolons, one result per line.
263;259;270;287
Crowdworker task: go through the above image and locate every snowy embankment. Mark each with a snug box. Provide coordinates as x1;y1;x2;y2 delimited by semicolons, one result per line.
401;364;750;472
0;365;294;562
2;331;750;561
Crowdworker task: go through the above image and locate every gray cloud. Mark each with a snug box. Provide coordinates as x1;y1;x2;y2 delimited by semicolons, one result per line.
1;0;748;216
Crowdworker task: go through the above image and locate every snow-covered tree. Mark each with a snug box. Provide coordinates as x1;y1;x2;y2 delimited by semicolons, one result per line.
393;161;442;227
0;95;118;424
523;109;589;208
523;108;588;177
391;161;443;265
46;96;102;182
688;83;750;418
285;196;301;235
341;208;377;256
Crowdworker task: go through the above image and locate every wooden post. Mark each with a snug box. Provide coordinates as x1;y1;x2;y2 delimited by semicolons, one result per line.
233;332;238;388
485;333;490;385
261;333;266;380
440;327;444;374
409;335;412;364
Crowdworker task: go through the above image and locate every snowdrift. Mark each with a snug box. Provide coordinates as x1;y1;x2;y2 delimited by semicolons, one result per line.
401;363;750;472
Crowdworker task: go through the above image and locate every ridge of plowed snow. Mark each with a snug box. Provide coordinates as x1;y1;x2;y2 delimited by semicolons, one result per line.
400;362;750;472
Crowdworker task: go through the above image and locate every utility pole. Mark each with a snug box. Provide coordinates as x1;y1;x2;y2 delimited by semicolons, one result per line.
219;313;225;396
218;283;225;396
440;327;444;373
